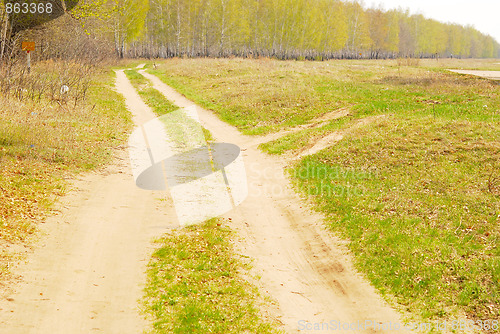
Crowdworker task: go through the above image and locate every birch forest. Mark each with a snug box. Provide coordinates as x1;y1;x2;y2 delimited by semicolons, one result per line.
1;0;499;61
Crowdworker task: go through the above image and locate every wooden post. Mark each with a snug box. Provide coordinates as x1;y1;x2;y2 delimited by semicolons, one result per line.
27;50;31;73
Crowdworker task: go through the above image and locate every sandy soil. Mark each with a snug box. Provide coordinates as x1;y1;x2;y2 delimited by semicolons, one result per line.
250;107;350;147
141;71;407;333
449;69;500;80
0;68;407;334
0;70;177;333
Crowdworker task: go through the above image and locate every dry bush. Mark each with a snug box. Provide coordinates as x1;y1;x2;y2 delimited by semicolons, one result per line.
397;57;421;67
0;59;95;105
0;11;114;104
29;14;115;63
2;10;115;63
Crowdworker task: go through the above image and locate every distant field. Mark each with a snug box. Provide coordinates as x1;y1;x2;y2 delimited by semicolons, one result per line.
149;58;500;324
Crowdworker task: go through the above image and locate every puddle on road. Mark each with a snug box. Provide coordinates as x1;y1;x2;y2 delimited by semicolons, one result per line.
128;106;248;226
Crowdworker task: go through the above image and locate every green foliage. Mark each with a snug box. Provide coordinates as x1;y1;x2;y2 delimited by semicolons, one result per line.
149;57;500;323
112;0;149;43
133;0;499;58
143;219;280;334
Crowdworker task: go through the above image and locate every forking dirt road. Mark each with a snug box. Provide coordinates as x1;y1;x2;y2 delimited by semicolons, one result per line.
0;67;407;333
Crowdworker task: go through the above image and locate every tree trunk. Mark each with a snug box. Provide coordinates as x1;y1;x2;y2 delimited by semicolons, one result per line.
0;13;9;62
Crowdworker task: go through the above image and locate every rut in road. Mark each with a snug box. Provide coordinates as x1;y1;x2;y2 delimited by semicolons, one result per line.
139;70;408;334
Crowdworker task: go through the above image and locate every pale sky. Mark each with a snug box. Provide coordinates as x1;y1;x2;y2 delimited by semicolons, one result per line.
363;0;500;44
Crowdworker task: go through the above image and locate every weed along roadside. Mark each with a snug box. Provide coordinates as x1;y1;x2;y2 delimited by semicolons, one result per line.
143;58;500;330
0;65;131;281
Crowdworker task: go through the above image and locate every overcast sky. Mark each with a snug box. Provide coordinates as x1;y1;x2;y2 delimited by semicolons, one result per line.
363;0;500;44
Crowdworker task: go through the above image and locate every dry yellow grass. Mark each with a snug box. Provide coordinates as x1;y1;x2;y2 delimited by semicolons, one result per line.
0;66;131;282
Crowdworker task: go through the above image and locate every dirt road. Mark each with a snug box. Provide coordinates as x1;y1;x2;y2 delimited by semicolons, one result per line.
140;70;406;333
0;70;177;333
0;68;407;334
449;69;500;80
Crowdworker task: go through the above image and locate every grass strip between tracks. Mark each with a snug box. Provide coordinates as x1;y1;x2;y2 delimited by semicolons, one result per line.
143;219;279;334
124;69;280;333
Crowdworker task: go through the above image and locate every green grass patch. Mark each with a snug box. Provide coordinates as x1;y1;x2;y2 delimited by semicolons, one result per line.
143;219;280;334
291;115;500;321
124;69;179;116
147;58;500;136
259;130;311;155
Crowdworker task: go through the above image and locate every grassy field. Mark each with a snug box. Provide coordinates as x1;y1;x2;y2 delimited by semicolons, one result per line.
143;219;280;334
0;65;131;282
148;58;500;324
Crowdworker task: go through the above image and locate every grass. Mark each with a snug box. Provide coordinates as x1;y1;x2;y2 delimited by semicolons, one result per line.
147;58;500;136
143;219;280;334
291;116;500;320
123;68;278;332
124;69;179;116
0;65;132;278
147;58;500;324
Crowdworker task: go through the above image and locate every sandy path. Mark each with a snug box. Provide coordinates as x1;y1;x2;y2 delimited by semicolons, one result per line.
140;71;407;333
449;69;500;80
0;70;177;333
0;67;407;334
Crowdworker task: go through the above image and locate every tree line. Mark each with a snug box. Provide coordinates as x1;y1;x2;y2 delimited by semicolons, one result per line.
1;0;499;61
132;0;499;59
